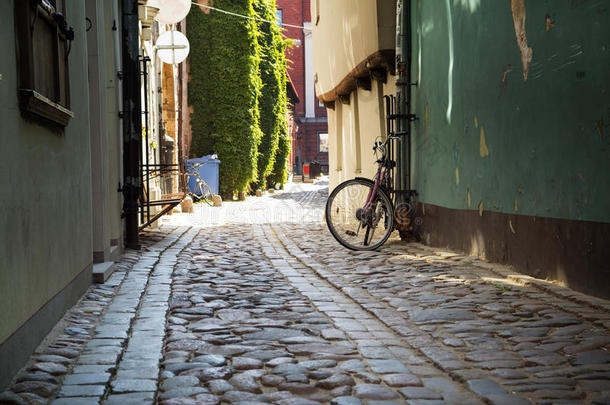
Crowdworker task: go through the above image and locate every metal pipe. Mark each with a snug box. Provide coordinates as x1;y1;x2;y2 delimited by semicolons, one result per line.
405;0;413;194
142;56;151;226
121;0;142;249
395;0;413;200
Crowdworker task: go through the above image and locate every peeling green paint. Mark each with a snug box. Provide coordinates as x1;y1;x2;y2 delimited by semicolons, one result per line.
411;0;610;223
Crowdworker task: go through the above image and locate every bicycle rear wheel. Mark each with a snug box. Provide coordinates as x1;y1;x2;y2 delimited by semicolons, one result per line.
325;178;395;250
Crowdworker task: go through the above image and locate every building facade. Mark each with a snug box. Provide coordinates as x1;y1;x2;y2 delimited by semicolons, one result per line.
312;0;396;188
276;0;328;175
312;0;610;298
0;0;189;389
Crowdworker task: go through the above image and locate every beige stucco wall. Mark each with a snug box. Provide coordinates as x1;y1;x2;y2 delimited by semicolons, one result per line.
312;0;397;191
312;1;380;97
0;1;93;344
327;80;397;190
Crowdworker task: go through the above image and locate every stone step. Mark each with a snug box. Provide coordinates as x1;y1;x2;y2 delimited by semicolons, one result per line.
92;262;115;284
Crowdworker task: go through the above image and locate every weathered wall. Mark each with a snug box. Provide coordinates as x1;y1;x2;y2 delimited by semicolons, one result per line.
411;0;610;296
0;0;93;383
412;0;610;222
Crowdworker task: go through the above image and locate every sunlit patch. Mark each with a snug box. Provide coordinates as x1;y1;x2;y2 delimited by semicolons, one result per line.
455;0;481;13
481;276;524;288
445;0;454;123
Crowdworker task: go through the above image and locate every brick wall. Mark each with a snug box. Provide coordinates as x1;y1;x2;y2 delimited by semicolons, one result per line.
277;0;304;117
276;0;327;174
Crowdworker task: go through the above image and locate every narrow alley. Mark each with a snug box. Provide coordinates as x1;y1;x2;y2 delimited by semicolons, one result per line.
2;181;610;405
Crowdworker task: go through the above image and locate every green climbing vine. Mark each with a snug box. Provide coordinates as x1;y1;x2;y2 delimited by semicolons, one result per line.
187;0;292;196
187;0;262;198
251;0;289;191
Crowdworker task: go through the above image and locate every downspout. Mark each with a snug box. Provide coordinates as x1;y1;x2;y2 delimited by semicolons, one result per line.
395;0;415;219
121;0;142;249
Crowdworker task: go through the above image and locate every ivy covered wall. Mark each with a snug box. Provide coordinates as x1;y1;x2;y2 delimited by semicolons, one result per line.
187;0;262;197
252;0;289;190
187;0;291;196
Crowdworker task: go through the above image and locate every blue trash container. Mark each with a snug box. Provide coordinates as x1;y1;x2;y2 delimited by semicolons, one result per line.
186;155;220;196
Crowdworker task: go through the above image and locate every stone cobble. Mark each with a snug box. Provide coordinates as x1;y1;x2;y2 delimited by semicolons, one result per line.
0;227;185;405
270;183;610;404
2;180;610;405
158;223;419;404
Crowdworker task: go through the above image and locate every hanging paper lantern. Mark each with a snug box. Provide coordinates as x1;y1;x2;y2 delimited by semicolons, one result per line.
148;0;191;24
156;30;190;64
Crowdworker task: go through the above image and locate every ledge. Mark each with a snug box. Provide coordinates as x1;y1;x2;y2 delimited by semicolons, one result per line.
317;49;395;104
19;89;74;127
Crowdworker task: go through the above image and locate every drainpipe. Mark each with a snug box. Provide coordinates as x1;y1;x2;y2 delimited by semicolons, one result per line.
395;0;414;209
121;0;142;249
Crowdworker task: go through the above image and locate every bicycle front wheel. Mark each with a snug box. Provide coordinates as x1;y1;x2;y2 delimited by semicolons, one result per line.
197;180;214;206
325;178;395;250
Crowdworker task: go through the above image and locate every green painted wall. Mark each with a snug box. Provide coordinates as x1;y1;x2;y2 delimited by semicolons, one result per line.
0;1;93;344
411;0;610;223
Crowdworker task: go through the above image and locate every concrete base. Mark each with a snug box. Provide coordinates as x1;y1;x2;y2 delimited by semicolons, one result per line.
92;261;115;284
416;203;610;299
93;243;121;264
181;196;194;213
108;245;121;262
0;263;92;390
92;248;108;264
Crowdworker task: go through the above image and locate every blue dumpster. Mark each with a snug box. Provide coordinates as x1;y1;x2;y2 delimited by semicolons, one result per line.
186;155;220;196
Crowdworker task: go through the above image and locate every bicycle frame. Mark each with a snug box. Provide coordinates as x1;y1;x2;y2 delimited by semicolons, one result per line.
324;95;417;250
362;137;395;212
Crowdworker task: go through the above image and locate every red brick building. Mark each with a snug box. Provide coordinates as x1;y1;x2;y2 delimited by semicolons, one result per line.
276;0;328;175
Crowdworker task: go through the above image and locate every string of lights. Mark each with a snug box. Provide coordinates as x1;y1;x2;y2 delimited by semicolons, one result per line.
191;1;311;31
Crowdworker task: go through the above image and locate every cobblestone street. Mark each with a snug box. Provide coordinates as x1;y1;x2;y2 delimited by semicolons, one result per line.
2;180;610;405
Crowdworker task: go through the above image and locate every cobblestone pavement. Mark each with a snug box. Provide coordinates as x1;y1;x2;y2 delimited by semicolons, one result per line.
2;179;610;405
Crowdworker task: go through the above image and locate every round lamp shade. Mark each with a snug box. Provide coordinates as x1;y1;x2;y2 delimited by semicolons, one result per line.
148;0;191;24
156;30;190;64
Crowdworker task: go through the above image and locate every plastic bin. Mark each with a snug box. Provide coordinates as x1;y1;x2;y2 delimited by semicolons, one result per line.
302;163;310;177
186;155;220;195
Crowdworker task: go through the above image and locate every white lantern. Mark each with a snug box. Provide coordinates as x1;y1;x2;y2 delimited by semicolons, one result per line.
148;0;191;24
156;30;190;64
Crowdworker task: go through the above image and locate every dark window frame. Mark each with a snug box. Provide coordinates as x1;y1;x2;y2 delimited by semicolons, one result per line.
14;0;74;127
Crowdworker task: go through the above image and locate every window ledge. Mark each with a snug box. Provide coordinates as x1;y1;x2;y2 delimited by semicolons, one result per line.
19;89;73;127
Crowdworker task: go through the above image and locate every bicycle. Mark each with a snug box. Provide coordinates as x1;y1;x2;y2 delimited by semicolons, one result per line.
325;97;416;250
184;162;214;206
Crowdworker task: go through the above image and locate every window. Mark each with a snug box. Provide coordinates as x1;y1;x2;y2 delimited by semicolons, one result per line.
14;0;74;127
318;132;328;154
275;9;283;27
